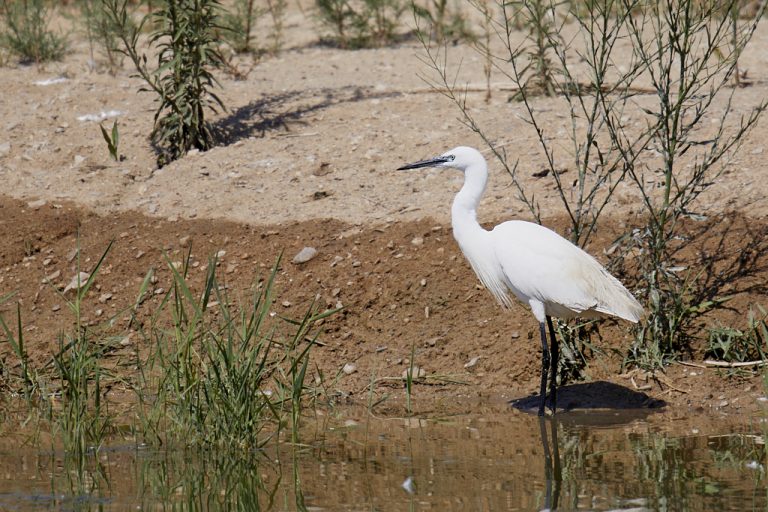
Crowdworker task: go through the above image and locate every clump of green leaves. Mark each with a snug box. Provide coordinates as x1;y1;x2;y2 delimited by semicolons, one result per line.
103;0;226;167
706;306;768;364
1;0;67;63
99;120;121;161
315;0;407;48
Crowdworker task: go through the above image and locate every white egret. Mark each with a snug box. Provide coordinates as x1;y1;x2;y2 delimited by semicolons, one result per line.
398;146;643;415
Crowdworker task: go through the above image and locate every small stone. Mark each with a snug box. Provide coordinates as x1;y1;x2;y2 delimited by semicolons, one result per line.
292;246;318;264
27;199;46;209
331;287;341;297
179;235;190;247
464;356;482;369
402;366;426;380
0;142;10;156
718;400;729;408
147;203;158;214
282;300;292;307
386;240;395;249
226;264;236;274
330;255;344;267
119;335;132;347
99;292;112;303
43;258;52;266
63;272;90;293
420;278;427;287
352;260;361;267
42;269;61;283
216;250;226;259
342;363;357;375
135;250;145;259
95;309;103;317
52;304;61;312
511;331;520;339
154;288;164;295
411;236;424;246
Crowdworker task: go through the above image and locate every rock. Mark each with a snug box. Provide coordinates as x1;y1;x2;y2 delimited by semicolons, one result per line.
73;155;86;166
464;356;482;369
99;293;112;303
331;287;341;297
282;300;292;307
342;363;357;375
42;269;61;283
63;272;91;293
402;366;426;380
510;331;520;339
292;246;318;264
27;199;46;209
330;255;344;267
179;235;190;247
411;236;424;246
216;250;226;259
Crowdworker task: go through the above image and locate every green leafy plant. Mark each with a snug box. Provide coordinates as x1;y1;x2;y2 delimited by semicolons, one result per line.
134;253;338;449
99;120;121;161
1;0;67;63
706;306;768;364
103;0;226;166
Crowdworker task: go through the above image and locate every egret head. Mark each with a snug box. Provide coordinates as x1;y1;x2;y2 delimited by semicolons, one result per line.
397;146;484;172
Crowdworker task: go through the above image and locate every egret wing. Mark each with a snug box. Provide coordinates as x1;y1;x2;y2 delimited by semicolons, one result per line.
490;221;607;316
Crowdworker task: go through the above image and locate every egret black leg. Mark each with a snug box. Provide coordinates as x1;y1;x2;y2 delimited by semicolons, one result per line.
538;322;550;416
546;316;559;414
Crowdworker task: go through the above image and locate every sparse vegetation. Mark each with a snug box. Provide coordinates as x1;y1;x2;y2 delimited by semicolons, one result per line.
315;0;407;48
1;0;67;63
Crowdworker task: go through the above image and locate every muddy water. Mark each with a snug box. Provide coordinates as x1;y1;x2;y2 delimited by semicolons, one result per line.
0;404;765;510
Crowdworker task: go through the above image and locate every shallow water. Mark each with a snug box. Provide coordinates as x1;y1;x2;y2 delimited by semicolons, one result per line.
0;404;765;511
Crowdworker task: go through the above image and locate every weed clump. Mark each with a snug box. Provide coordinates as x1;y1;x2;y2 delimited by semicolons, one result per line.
315;0;407;48
1;0;67;63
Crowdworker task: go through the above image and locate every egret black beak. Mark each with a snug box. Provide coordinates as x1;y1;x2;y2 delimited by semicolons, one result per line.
397;156;451;170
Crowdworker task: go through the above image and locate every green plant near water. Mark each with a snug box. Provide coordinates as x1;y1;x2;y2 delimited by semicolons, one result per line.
315;0;407;48
133;253;337;449
0;0;67;63
103;0;226;167
706;306;768;364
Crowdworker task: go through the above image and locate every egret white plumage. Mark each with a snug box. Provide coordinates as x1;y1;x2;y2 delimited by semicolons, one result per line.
398;146;643;415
